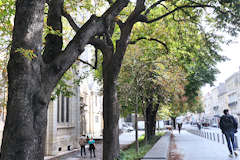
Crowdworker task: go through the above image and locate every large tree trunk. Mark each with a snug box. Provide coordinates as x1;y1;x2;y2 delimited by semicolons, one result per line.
1;0;130;159
145;102;157;142
171;117;177;129
0;0;49;159
1;71;50;160
103;59;120;160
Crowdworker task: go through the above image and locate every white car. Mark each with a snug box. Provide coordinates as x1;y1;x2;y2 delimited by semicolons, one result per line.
121;124;134;132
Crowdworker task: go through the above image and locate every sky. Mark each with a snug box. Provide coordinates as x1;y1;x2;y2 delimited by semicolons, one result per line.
201;36;240;96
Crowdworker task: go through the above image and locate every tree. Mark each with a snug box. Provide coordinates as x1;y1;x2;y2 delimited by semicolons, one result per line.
1;1;127;159
118;45;187;141
1;0;240;160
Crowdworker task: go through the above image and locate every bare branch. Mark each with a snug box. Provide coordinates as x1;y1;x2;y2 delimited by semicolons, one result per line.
144;0;166;16
62;10;80;32
129;37;168;53
144;4;214;23
77;58;97;70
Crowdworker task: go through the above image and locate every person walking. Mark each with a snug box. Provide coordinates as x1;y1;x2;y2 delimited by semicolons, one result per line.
79;135;86;157
88;137;96;158
220;109;238;158
197;122;201;130
177;122;183;134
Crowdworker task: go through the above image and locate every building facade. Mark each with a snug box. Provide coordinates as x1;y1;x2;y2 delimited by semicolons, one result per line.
203;68;240;126
45;47;103;156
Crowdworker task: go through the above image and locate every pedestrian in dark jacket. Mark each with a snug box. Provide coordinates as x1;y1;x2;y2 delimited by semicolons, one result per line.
79;135;86;157
177;123;182;134
220;109;238;158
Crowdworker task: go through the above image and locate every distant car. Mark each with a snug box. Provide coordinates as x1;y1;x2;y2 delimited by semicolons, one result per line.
211;123;218;128
121;124;134;132
202;122;210;127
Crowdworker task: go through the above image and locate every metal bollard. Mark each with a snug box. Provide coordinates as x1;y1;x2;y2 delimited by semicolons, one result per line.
207;132;209;139
210;133;212;140
217;134;220;143
213;133;215;141
222;134;225;144
235;136;239;148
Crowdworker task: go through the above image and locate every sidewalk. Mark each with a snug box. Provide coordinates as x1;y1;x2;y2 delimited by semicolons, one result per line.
170;130;239;160
45;131;145;160
141;132;171;160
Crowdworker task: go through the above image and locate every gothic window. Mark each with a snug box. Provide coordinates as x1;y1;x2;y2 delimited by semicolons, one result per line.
61;95;65;122
66;97;69;122
57;94;70;123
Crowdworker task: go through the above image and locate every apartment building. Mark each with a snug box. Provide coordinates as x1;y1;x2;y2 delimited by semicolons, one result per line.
203;68;240;125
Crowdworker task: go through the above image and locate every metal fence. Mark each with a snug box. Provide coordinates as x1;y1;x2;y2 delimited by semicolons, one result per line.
187;129;239;148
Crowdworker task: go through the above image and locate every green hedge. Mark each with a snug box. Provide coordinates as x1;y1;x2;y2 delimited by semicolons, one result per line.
119;132;165;160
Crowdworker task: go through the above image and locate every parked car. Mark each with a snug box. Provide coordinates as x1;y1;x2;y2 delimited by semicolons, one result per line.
211;123;218;128
121;123;134;132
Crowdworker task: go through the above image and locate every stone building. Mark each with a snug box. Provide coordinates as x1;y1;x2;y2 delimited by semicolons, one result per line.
217;83;228;115
203;67;240;125
44;46;104;156
45;81;103;156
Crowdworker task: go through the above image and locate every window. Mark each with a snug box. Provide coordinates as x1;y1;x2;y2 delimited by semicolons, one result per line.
95;116;99;123
61;95;65;122
66;97;69;122
57;94;70;123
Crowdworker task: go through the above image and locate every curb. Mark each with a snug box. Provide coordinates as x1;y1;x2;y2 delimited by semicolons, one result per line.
141;132;171;160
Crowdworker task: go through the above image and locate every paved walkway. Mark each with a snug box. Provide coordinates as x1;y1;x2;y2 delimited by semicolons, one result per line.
142;132;171;160
48;131;145;160
171;130;240;160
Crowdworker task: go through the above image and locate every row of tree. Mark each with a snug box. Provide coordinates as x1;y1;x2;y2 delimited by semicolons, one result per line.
0;0;240;160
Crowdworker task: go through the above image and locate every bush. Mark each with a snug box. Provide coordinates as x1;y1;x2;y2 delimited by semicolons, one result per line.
119;131;165;160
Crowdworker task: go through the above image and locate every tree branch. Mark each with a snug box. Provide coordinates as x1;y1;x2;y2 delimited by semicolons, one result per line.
125;0;145;25
62;10;80;32
144;4;214;23
43;0;63;64
88;37;110;53
77;58;97;70
129;37;168;53
144;0;166;16
115;18;125;31
46;0;130;84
